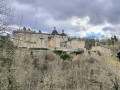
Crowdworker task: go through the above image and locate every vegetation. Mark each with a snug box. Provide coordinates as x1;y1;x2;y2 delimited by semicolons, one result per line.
0;36;19;89
1;0;120;89
97;51;102;56
0;36;120;89
117;51;120;61
75;50;84;55
29;48;49;50
0;36;14;51
110;77;119;90
9;50;120;90
88;51;91;55
60;53;71;60
85;38;95;50
53;50;63;55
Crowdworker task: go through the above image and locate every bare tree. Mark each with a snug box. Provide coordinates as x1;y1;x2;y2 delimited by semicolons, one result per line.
0;0;13;31
16;12;24;30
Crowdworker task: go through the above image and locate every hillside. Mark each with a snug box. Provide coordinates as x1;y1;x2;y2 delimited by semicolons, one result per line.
1;48;120;90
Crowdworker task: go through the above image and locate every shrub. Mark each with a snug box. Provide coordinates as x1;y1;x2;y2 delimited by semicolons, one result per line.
30;51;34;58
42;64;48;70
33;58;39;69
53;50;63;55
76;50;84;55
110;77;119;90
29;48;49;50
88;58;96;64
88;51;91;55
0;36;15;51
45;55;48;60
60;53;71;60
1;57;13;68
40;64;48;71
97;51;101;56
117;51;120;61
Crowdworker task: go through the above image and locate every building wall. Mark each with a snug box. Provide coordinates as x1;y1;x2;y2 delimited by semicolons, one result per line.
13;30;85;50
13;31;49;48
30;34;48;48
60;36;68;42
60;39;85;50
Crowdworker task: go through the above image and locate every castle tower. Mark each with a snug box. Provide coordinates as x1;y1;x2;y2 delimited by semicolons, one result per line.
60;29;67;36
51;27;59;35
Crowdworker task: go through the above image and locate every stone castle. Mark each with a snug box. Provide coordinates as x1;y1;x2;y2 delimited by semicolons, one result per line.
13;27;85;50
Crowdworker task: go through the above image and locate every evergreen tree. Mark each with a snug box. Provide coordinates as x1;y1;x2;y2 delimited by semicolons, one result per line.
23;27;26;31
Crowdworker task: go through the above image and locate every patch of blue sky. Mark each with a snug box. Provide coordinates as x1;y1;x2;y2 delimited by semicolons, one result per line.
85;32;107;38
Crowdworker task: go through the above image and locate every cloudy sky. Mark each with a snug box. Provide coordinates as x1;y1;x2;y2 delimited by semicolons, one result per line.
8;0;120;38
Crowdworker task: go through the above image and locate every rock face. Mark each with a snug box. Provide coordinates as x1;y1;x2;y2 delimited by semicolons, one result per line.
1;49;120;90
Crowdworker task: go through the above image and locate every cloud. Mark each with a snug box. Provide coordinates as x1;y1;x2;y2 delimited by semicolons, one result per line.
14;0;120;25
8;0;120;38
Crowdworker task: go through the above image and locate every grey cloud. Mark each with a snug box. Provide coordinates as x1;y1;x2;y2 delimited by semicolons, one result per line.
7;0;120;37
14;0;120;25
103;26;120;37
102;27;114;31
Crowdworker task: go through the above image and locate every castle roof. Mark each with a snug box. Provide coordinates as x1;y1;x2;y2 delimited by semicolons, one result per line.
60;29;67;36
60;33;67;36
51;27;59;35
52;30;59;35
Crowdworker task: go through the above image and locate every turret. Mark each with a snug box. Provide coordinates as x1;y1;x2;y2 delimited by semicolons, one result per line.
51;27;59;35
60;29;67;36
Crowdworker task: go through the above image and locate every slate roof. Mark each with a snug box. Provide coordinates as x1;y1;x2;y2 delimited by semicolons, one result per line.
60;33;67;36
52;30;59;35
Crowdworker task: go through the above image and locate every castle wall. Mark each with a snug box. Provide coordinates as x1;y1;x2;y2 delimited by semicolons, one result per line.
30;34;48;48
13;32;49;48
13;29;85;50
60;36;68;42
60;39;85;50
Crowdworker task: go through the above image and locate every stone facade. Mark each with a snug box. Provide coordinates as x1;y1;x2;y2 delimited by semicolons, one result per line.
13;27;85;50
60;38;85;50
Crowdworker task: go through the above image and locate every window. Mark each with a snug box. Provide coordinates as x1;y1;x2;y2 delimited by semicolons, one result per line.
20;37;22;40
19;33;22;40
34;42;36;47
19;42;22;47
24;42;26;47
24;34;26;40
31;42;33;48
40;35;44;39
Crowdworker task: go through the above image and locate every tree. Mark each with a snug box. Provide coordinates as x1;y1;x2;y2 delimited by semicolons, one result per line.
111;35;118;45
114;35;118;42
85;38;95;50
0;0;13;31
60;53;71;60
23;27;26;31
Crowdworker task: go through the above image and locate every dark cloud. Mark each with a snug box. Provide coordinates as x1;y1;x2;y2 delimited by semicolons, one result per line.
102;26;120;36
13;0;120;25
8;0;120;37
102;27;113;31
